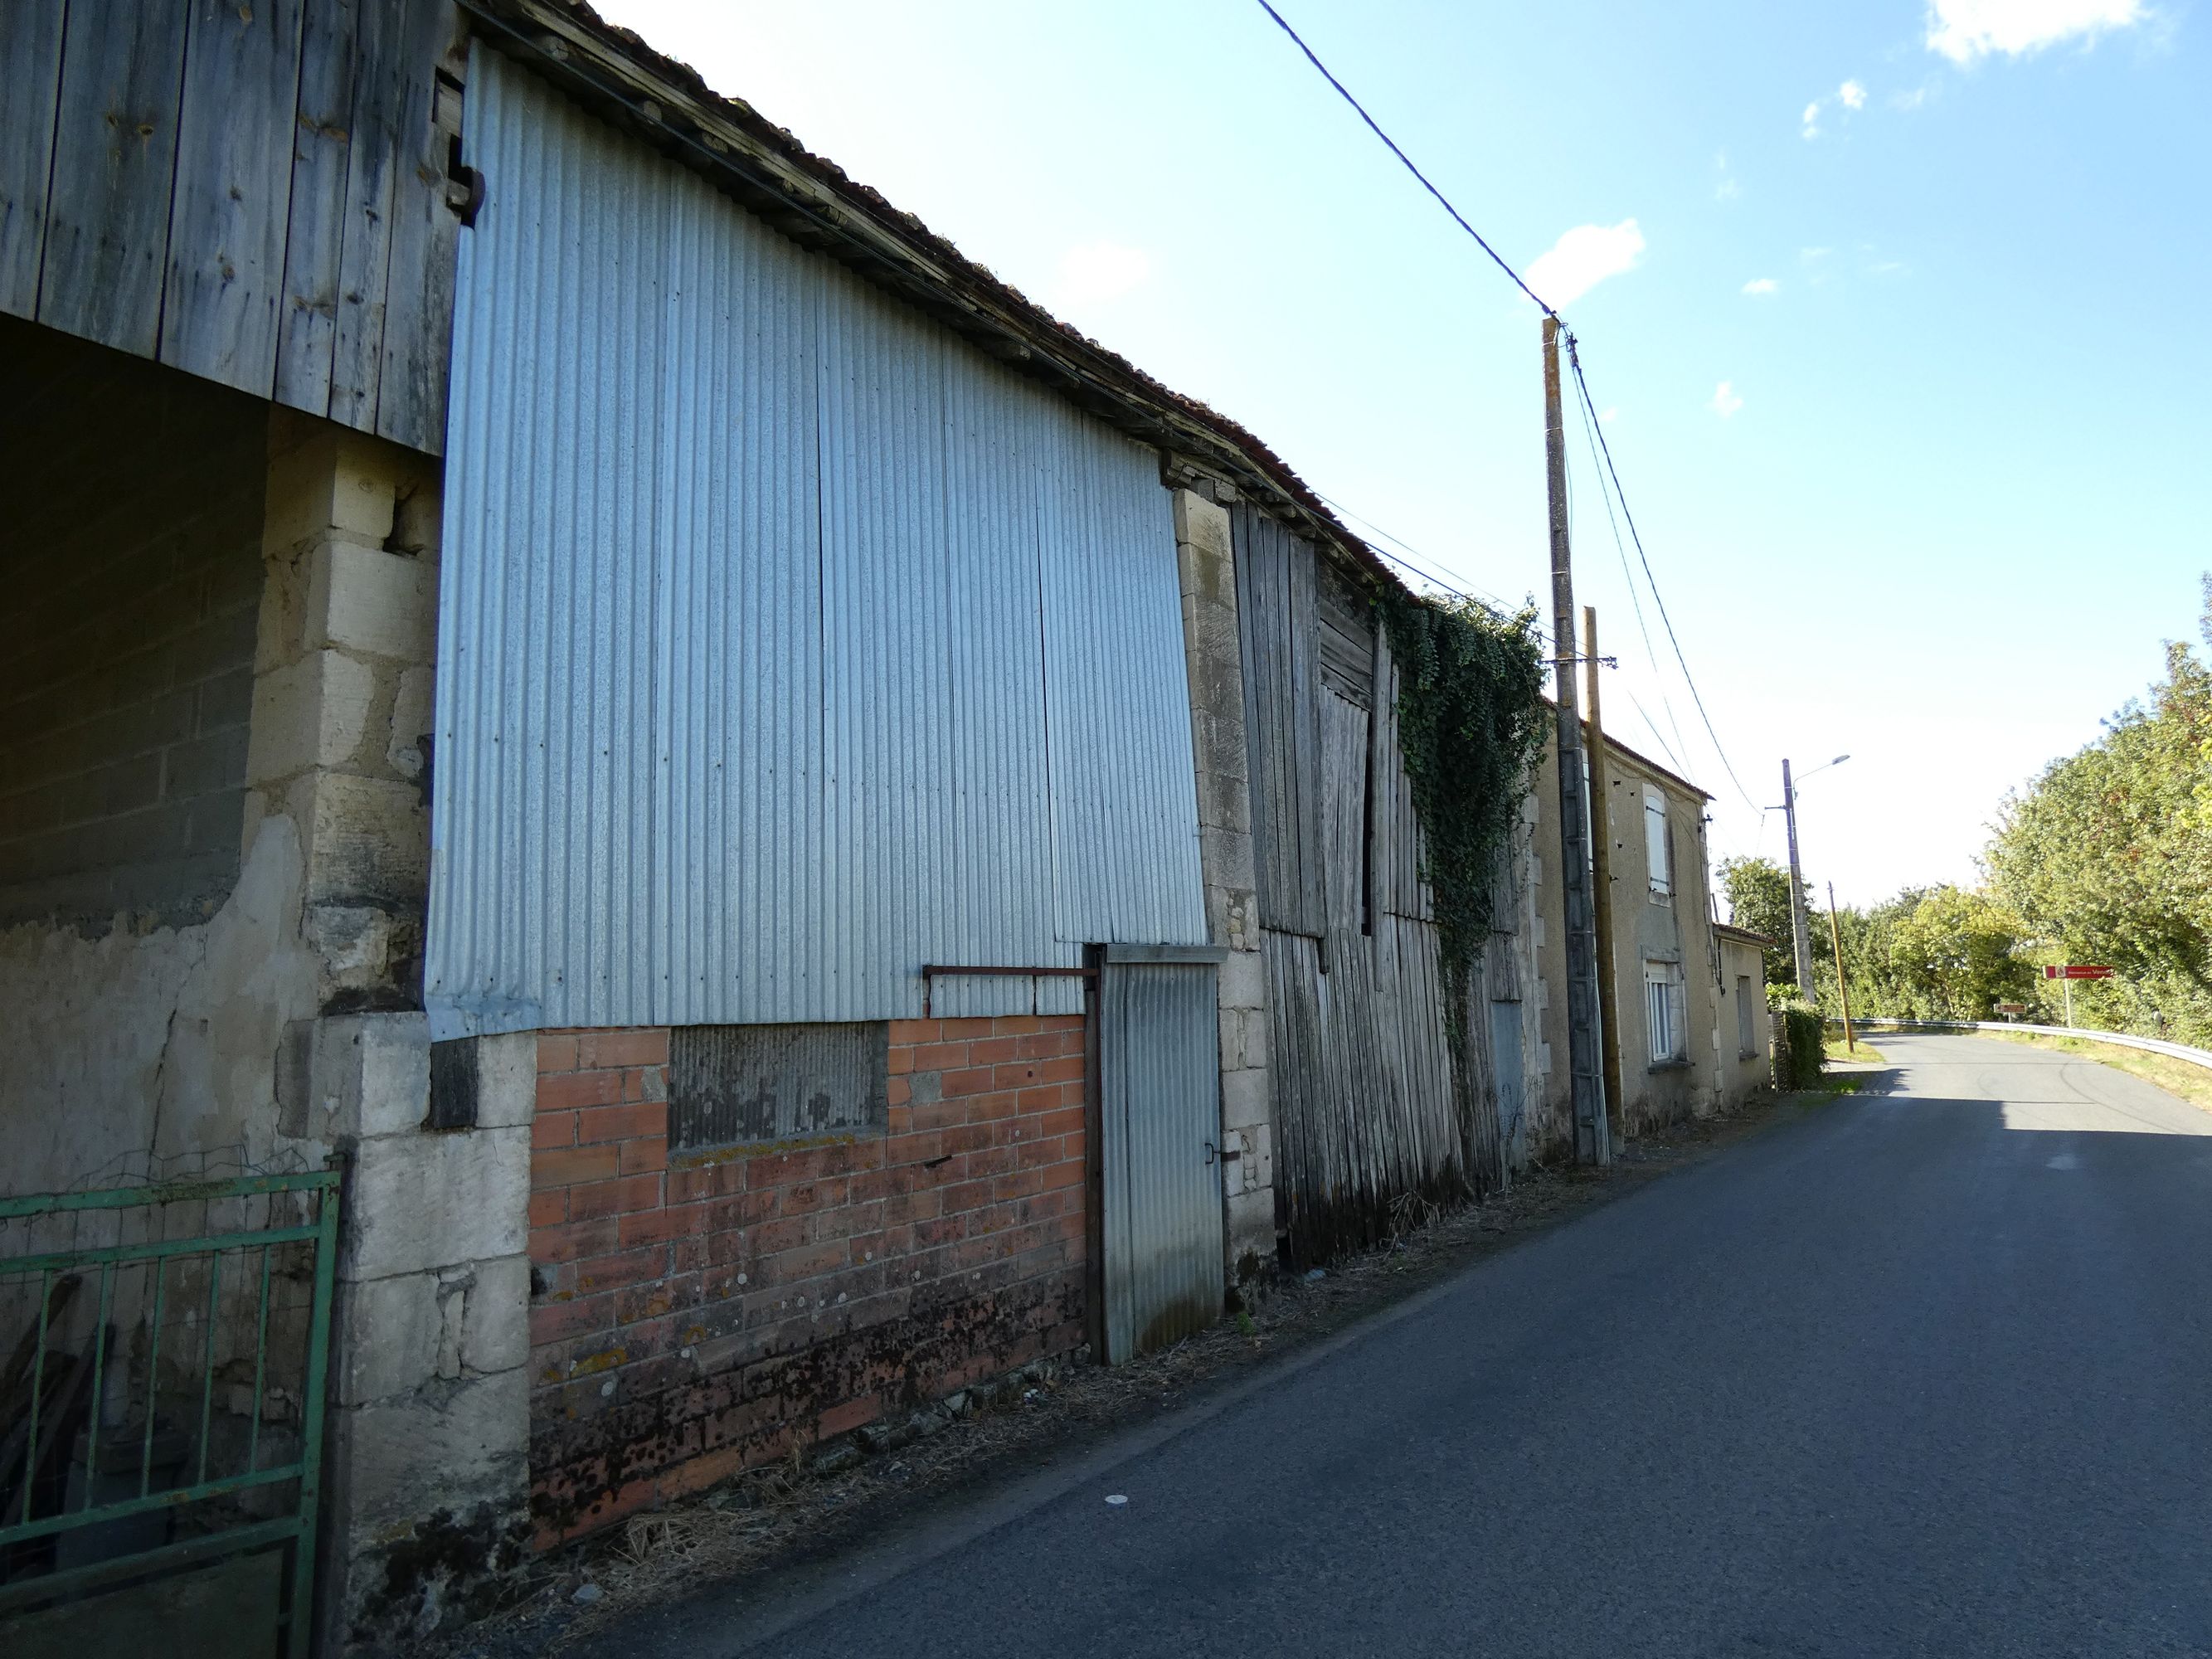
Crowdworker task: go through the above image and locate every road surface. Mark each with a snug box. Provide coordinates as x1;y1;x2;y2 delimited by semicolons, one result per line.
635;1033;2212;1658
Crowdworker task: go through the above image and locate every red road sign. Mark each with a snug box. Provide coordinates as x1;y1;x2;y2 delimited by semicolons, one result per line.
2043;965;2115;980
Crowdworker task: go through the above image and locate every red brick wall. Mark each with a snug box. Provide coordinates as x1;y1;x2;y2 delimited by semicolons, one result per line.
525;1015;1089;1543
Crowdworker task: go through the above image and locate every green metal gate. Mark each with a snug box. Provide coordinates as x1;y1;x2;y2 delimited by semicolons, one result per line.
0;1167;339;1656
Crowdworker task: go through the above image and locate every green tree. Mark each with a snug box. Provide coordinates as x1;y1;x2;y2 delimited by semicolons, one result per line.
1717;855;1806;990
1886;887;2038;1021
1986;579;2212;1043
1810;885;2033;1024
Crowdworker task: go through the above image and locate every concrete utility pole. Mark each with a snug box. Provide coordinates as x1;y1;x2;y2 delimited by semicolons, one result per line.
1583;605;1623;1146
1781;759;1816;997
1544;319;1609;1166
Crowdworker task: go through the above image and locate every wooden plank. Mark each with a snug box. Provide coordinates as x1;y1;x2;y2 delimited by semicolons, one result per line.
271;0;362;412
1373;632;1435;922
1316;558;1374;709
326;0;408;427
1285;526;1324;933
36;0;191;358
0;0;68;319
161;0;308;394
372;0;466;454
1319;689;1369;942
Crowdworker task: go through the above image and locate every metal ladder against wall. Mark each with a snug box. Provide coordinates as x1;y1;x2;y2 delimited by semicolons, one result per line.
1096;944;1230;1364
0;1168;340;1657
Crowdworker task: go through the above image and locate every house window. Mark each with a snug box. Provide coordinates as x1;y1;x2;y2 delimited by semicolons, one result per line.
668;1023;888;1151
1737;975;1758;1058
1644;787;1672;900
1645;961;1686;1064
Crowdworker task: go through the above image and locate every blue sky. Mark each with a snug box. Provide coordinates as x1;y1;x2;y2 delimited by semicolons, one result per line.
592;0;2210;907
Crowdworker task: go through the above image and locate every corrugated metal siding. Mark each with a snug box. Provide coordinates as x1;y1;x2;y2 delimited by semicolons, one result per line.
1099;956;1225;1361
427;50;1203;1037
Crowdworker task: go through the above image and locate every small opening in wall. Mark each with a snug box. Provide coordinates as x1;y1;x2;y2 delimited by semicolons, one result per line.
668;1022;889;1152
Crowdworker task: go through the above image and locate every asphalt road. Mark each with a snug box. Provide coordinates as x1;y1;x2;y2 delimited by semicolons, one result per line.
644;1034;2212;1657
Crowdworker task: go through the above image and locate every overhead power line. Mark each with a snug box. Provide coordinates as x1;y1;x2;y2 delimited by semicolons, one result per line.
1569;385;1693;767
1306;488;1549;644
1562;339;1758;810
1252;1;1555;319
1252;0;1757;811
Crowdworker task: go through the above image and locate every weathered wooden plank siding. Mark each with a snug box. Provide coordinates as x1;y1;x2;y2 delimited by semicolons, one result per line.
270;0;359;411
1232;504;1325;937
38;0;192;358
1316;559;1375;709
372;0;466;454
160;0;307;394
0;1;67;318
1237;505;1523;1262
1373;629;1435;922
323;0;411;426
6;0;461;453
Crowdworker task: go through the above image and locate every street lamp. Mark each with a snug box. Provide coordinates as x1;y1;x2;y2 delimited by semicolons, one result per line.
1776;755;1850;997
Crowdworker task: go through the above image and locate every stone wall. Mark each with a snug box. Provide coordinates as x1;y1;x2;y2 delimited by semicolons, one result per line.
312;1022;534;1647
250;410;440;1015
1169;486;1277;1281
526;1016;1091;1544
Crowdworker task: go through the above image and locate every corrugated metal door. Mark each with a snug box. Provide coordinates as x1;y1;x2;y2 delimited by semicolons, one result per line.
1097;945;1228;1362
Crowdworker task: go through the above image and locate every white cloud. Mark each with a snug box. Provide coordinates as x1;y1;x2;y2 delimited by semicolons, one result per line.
1714;150;1740;202
1839;78;1869;109
1801;246;1833;262
1710;381;1745;418
1801;100;1823;139
1925;0;2146;62
1598;406;1619;425
1524;219;1647;310
1893;85;1932;109
1051;241;1152;309
1742;277;1780;295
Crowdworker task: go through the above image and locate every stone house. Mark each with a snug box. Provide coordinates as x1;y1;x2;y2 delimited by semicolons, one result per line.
1529;722;1772;1150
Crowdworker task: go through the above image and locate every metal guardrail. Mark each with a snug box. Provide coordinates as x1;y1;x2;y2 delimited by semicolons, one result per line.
1839;1019;2212;1074
0;1167;339;1655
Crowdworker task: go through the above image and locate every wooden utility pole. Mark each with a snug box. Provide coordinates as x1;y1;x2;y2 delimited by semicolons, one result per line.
1582;605;1622;1146
1826;880;1855;1053
1544;318;1608;1165
1781;760;1816;996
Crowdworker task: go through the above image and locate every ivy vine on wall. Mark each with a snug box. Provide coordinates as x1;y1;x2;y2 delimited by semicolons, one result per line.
1376;587;1551;1050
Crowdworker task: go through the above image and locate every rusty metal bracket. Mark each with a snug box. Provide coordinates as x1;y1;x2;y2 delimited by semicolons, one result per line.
919;964;1097;1019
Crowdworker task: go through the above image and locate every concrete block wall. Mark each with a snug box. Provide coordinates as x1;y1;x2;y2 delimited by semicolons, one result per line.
0;314;268;930
526;1017;1091;1544
1170;487;1278;1281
